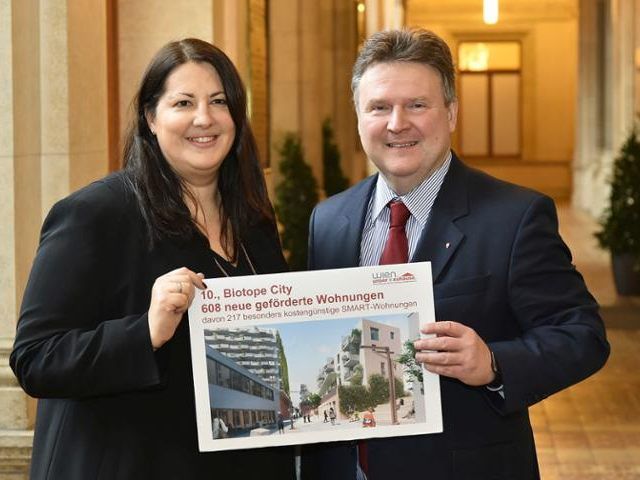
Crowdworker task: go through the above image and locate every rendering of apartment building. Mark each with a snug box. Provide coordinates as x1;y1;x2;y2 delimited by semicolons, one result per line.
204;327;280;389
204;327;282;431
316;318;404;420
318;318;402;390
358;318;403;386
205;346;279;431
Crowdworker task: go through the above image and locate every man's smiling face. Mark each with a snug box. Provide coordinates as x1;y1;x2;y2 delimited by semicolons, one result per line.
356;61;458;195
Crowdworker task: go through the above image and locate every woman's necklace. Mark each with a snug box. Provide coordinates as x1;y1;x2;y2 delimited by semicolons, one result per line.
213;242;257;277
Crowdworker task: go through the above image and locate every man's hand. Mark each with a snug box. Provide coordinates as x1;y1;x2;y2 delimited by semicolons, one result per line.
414;321;495;386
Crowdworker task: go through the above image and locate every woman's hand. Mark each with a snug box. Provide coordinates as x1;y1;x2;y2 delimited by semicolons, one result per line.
148;267;207;350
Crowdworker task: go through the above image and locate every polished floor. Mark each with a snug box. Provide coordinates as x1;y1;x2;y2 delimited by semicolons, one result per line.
531;204;640;479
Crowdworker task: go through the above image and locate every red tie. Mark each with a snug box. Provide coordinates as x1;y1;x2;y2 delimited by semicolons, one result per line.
379;200;411;265
358;441;369;476
358;202;410;477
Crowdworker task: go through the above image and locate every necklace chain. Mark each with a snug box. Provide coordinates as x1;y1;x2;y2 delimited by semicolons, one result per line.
213;242;257;277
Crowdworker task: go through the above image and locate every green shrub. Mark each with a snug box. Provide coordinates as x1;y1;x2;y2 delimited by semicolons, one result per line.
275;133;319;271
322;119;349;197
596;127;640;271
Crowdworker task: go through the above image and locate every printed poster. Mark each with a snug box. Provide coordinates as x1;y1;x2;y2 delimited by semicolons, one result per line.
188;262;442;452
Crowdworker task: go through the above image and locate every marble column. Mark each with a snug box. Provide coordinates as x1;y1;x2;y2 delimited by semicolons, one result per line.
270;0;362;193
573;0;636;217
1;1;39;477
0;1;111;476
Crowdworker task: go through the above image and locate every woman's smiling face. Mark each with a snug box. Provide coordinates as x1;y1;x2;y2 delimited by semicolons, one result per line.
147;61;236;186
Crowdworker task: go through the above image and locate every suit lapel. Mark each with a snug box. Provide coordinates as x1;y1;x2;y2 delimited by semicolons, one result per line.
412;154;469;282
333;176;377;268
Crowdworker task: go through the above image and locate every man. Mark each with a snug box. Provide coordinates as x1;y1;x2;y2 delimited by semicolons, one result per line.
302;29;609;480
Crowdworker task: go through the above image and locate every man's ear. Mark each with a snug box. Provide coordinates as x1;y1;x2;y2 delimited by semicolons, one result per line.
447;100;458;132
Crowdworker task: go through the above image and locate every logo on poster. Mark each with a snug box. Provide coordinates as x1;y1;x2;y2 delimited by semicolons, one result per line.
372;271;416;285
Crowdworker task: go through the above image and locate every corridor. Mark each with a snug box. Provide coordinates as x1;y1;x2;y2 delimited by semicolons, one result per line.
533;204;640;479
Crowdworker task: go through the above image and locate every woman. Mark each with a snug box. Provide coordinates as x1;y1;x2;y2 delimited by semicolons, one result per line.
10;38;294;479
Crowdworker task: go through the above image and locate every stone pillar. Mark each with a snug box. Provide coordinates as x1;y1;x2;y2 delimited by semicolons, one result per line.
0;1;112;476
1;0;39;476
573;0;636;217
299;0;323;185
270;0;362;192
269;0;301;188
67;1;110;192
328;0;361;183
573;0;598;214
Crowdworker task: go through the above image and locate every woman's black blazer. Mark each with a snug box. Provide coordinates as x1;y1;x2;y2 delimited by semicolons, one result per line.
10;172;295;479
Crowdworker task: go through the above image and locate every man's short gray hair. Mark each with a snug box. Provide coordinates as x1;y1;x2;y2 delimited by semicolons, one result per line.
352;28;456;108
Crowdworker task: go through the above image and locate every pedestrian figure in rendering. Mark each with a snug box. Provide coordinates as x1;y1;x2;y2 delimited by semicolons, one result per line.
362;408;376;428
329;407;337;426
277;413;285;434
212;416;228;439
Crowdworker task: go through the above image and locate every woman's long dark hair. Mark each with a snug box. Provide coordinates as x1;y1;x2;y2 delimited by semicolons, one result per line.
122;38;273;258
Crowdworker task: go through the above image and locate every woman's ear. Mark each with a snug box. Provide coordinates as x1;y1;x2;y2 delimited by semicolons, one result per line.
145;110;156;135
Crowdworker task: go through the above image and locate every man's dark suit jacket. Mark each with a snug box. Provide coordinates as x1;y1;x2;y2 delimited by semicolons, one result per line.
10;172;295;479
302;154;609;480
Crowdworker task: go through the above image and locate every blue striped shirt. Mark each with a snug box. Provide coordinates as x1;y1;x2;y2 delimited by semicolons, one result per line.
359;151;452;266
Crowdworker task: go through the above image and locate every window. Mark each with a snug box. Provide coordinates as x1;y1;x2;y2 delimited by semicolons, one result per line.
370;327;379;341
458;41;522;158
231;370;243;391
390;331;395;340
242;375;251;394
252;380;262;397
207;358;217;385
217;364;231;388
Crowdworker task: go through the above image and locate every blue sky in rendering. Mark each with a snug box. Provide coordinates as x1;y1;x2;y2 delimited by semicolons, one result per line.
262;314;416;403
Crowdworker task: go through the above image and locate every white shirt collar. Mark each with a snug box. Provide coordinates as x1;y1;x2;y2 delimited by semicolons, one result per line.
371;151;452;226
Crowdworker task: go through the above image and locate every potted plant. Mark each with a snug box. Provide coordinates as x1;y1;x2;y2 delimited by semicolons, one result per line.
274;133;319;271
322;119;349;197
595;126;640;295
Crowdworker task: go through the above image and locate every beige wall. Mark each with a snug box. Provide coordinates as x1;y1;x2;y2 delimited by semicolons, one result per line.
68;1;110;192
117;0;214;141
407;0;578;199
269;0;360;193
40;0;69;216
532;21;577;162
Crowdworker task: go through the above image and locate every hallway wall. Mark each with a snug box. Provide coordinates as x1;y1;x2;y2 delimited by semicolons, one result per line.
1;1;112;475
573;0;638;218
407;0;578;200
1;0;637;476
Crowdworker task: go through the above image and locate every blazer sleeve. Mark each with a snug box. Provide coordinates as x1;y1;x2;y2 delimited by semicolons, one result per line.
10;189;164;399
488;195;610;414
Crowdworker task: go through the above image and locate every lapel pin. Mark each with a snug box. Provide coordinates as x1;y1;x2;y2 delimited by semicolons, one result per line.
445;242;450;249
